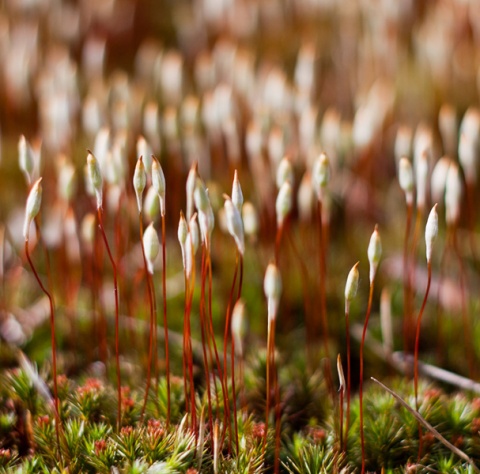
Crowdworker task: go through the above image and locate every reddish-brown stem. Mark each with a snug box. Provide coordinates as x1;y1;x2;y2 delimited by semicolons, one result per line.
408;209;423;354
230;332;239;451
140;268;156;421
359;281;375;474
161;214;171;426
199;249;214;438
224;252;239;449
403;202;413;355
184;240;197;434
414;260;432;461
264;317;276;455
232;256;243;453
273;348;281;474
414;261;432;409
25;239;62;460
97;208;122;431
186;275;197;433
139;214;156;422
274;224;284;264
206;253;232;449
345;301;351;451
182;272;190;423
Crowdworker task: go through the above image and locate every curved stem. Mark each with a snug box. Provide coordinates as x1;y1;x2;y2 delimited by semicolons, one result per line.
414;260;432;461
414;261;432;409
25;239;62;460
97;208;121;431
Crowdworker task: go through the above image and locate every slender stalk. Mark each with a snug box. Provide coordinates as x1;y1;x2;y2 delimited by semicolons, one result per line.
25;238;62;459
339;384;344;452
186;275;197;433
408;209;423;352
97;208;122;431
182;271;190;424
224;251;239;451
414;261;432;409
359;282;375;474
199;249;214;438
344;300;351;450
161;214;171;426
273;344;281;474
206;252;232;449
139;214;157;422
403;202;413;354
140;269;156;421
263;317;274;452
413;260;432;460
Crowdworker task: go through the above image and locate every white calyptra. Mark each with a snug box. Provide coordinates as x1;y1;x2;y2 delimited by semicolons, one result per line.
87;153;103;209
398;157;414;205
136;136;152;174
152;157;166;216
19;135;34;185
178;212;188;270
143;186;160;221
223;195;245;255
133;156;146;213
416;151;428;213
23;177;43;240
194;178;210;214
242;202;259;240
345;262;360;303
58;160;76;203
231;299;248;358
445;164;462;226
275;181;293;228
185;232;193;278
431;156;451;204
186;163;197;220
337;355;346;394
297;172;313;222
425;204;439;264
189;214;200;255
143;222;160;274
394;125;412;164
231;170;243;213
312;152;330;201
367;225;382;284
458;133;477;185
264;263;282;322
276;157;294;190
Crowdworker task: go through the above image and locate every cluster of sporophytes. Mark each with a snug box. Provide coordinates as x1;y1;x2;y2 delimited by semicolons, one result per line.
3;0;480;473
